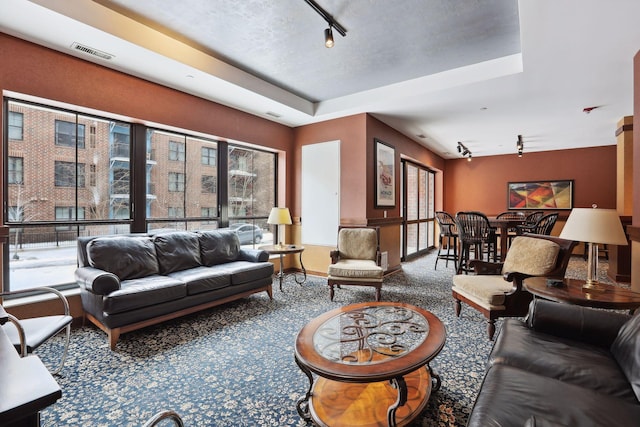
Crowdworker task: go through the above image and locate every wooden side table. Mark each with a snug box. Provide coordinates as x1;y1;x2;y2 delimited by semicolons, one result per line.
259;244;306;291
524;277;640;313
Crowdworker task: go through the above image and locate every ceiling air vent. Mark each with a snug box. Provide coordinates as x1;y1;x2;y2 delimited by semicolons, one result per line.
70;42;114;60
265;111;282;118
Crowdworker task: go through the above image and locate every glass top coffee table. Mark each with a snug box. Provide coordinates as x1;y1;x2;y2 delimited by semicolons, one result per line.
294;302;446;427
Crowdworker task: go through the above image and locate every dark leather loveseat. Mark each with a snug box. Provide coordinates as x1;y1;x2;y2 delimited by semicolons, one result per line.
468;299;640;426
75;230;274;350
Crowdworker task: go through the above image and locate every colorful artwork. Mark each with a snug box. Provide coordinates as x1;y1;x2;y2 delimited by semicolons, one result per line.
507;180;573;210
375;139;395;208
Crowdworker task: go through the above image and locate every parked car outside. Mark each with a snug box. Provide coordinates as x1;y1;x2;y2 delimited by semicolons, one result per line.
229;223;263;244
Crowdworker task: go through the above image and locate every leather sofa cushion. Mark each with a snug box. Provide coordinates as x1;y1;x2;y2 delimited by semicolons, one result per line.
490;319;638;403
224;261;274;285
102;275;186;314
468;364;640;427
198;230;240;266
168;266;230;295
611;312;640;401
153;231;202;274
87;236;159;281
502;236;560;275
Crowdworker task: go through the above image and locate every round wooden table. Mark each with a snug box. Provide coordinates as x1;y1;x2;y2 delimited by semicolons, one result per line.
294;302;446;427
524;277;640;312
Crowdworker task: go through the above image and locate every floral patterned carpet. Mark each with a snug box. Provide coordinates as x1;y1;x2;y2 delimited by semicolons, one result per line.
36;251;605;427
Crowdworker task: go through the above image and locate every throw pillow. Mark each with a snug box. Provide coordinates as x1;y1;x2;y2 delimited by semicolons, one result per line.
502;236;560;275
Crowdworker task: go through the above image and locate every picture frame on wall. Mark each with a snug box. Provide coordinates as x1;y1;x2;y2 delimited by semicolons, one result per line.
375;139;395;208
507;180;574;210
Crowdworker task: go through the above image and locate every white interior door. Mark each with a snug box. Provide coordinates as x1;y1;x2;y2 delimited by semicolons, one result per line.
301;141;340;246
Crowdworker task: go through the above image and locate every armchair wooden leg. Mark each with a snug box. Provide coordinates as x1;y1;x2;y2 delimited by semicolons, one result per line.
375;286;381;302
454;299;461;317
487;320;496;341
329;284;335;301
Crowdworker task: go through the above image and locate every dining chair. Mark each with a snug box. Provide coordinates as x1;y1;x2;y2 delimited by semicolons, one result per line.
1;286;73;375
524;211;544;226
516;212;558;236
435;211;458;270
495;211;526;250
455;211;497;274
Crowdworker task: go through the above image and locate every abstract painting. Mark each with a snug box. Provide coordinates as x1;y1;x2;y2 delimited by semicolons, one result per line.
507;180;573;210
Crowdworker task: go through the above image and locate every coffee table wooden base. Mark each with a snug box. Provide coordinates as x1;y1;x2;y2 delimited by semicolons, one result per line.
309;367;432;427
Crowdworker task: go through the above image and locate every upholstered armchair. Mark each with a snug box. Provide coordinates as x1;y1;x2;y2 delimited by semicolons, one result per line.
452;234;577;340
327;227;384;301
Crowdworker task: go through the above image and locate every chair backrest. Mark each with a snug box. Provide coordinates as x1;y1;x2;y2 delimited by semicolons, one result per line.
503;233;577;278
455;211;493;243
337;227;379;261
496;211;525;220
435;211;457;235
532;212;558;235
525;211;544;225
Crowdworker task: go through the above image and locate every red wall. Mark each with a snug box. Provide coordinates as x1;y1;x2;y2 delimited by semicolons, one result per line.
444;145;617;216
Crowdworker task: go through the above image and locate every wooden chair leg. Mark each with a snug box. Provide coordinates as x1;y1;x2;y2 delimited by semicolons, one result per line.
329;284;335;301
454;299;461;317
375;285;381;301
487;319;496;341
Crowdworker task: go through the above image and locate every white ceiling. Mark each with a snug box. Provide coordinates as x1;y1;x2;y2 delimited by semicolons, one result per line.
2;0;639;159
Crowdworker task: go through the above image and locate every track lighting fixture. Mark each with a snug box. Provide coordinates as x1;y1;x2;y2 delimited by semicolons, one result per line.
517;135;524;157
303;0;347;48
457;141;472;161
324;27;334;48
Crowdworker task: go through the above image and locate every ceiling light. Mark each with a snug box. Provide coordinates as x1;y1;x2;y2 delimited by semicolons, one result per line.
324;27;334;48
517;135;524;157
304;0;347;47
457;141;472;161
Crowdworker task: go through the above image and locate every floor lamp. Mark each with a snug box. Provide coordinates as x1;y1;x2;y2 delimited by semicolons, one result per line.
268;207;292;248
559;206;628;291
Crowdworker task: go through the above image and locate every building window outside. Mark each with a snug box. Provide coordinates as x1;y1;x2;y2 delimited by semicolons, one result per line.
8;111;23;140
168;207;184;218
169;140;185;161
8;156;23;184
55;161;85;187
201;207;216;218
55;119;85;148
168;172;185;192
201;146;216;166
201;175;216;193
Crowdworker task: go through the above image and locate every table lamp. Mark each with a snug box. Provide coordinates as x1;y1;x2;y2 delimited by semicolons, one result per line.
267;207;292;248
559;205;628;291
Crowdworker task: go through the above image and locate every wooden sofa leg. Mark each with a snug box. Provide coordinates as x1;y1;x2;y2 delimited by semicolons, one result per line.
454;299;461;317
109;329;121;351
487;320;496;341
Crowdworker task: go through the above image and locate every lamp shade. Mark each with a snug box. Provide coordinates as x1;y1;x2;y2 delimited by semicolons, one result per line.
559;207;627;245
267;207;292;225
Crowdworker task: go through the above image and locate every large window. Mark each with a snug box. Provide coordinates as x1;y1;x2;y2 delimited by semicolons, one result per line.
401;160;436;260
4;99;277;292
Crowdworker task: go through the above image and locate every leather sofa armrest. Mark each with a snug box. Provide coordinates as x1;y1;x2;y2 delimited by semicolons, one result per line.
526;299;631;348
75;266;120;295
238;248;269;263
470;260;503;275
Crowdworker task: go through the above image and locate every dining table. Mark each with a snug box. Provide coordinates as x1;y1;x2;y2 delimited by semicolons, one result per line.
487;216;528;262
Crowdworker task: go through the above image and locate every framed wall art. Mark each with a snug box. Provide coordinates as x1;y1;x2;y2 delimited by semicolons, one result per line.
375;139;396;208
507;180;573;210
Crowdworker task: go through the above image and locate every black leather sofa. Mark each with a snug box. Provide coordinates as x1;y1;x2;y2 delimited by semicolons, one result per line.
468;299;640;426
75;230;274;350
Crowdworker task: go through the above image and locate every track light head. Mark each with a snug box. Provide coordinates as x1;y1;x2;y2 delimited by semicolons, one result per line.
324;27;334;48
467;154;472;162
